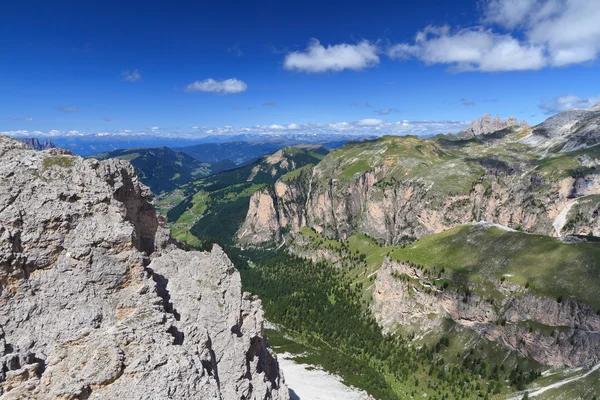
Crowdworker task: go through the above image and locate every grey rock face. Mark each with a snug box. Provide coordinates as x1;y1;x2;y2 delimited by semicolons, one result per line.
14;138;55;151
522;105;600;152
0;136;287;399
374;257;600;368
464;114;521;137
239;165;600;247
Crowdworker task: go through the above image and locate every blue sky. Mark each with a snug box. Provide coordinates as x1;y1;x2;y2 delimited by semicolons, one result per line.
1;0;599;139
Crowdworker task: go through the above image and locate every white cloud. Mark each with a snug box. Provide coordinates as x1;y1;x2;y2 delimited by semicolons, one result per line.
483;0;539;28
388;26;546;72
389;0;600;71
355;118;384;126
0;120;468;141
184;78;247;95
539;94;600;114
526;0;600;66
328;122;350;130
122;69;141;82
284;39;379;73
151;126;159;130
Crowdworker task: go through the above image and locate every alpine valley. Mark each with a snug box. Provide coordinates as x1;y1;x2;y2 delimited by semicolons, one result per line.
158;104;600;399
5;1;600;399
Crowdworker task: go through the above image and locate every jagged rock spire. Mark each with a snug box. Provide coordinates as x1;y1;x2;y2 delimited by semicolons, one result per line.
464;114;521;137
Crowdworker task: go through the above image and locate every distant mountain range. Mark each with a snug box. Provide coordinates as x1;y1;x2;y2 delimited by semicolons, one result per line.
48;133;373;157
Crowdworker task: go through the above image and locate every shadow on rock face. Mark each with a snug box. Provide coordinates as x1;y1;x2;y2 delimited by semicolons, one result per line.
289;388;300;400
113;166;160;255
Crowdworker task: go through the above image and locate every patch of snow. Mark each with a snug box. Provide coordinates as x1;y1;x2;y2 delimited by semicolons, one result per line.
278;353;372;400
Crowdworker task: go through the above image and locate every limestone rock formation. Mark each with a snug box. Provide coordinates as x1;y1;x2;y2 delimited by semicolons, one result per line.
464;114;522;137
373;253;600;368
14;137;55;151
238;164;600;246
0;136;288;399
522;103;600;153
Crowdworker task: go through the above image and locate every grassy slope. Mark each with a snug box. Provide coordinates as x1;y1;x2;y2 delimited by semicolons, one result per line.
390;224;600;310
289;224;600;397
314;132;599;205
297;222;600;311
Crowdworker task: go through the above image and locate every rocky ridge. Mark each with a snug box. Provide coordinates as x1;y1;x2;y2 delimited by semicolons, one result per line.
234;109;600;370
238;149;600;246
463;114;524;137
522;103;600;153
373;255;600;368
0;136;288;399
15;138;55;151
237;108;600;245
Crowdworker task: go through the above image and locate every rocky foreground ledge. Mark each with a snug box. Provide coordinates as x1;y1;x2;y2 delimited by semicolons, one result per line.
0;136;288;399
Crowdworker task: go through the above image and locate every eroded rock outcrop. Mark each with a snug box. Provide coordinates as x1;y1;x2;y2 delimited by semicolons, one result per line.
464;114;523;137
522;103;600;153
238;163;600;246
0;136;287;399
14;138;55;151
373;257;600;368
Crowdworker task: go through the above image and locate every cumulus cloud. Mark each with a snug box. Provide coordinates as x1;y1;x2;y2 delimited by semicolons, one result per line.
263;102;277;106
122;69;141;82
460;98;476;106
57;106;80;113
388;26;546;72
376;108;399;115
389;0;600;71
284;39;379;73
539;94;600;114
355;118;384;126
184;78;248;95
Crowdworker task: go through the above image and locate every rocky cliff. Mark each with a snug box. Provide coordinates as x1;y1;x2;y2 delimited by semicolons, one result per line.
463;114;524;137
522;103;600;153
373;256;600;368
14;138;55;151
0;136;288;399
238;133;600;246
